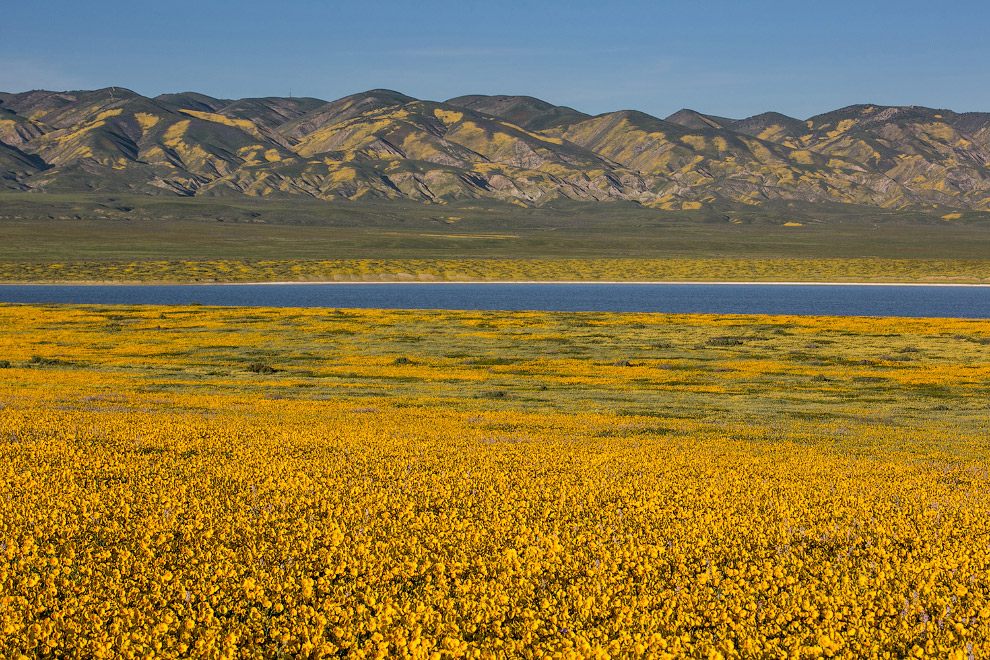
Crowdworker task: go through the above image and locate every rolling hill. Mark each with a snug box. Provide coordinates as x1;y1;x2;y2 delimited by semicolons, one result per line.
2;87;989;213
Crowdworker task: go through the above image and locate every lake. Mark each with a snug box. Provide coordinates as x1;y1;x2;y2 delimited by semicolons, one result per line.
1;283;989;318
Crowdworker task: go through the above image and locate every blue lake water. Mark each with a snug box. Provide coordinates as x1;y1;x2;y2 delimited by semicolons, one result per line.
1;283;989;318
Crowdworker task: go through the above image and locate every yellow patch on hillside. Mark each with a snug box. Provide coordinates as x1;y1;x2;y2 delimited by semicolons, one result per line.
172;142;209;165
134;113;161;133
179;109;262;139
941;213;963;221
502;122;563;145
681;201;702;210
63;146;94;160
680;135;706;151
95;109;123;121
783;222;803;227
236;146;263;166
679;155;705;173
295;118;396;157
433;109;463;125
163;120;190;147
490;132;516;150
757;126;786;142
825;119;855;139
329;167;357;183
399;132;444;162
264;149;282;162
789;150;815;165
923;123;956;142
774;168;795;184
54;119;107;145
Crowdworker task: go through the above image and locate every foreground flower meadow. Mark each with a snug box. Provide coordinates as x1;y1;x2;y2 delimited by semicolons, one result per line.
2;304;989;659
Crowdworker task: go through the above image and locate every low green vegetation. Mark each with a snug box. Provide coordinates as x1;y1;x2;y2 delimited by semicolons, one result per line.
1;194;990;283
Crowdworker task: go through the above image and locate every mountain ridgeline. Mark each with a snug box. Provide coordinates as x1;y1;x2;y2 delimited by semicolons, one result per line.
2;87;990;213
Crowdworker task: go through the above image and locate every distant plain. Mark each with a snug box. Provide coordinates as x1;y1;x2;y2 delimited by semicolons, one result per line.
2;195;990;284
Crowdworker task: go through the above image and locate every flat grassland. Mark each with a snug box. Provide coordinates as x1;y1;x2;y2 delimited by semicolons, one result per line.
2;304;990;658
2;194;990;283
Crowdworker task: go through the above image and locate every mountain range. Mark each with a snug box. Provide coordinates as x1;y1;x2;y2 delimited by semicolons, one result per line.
2;87;989;212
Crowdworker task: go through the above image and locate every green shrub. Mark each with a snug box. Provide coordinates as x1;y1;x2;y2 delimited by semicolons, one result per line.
708;337;745;346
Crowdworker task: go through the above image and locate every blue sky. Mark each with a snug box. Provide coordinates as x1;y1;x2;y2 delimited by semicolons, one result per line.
3;0;988;120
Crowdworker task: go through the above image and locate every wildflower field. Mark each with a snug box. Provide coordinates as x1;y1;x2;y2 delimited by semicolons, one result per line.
1;257;990;284
2;304;990;659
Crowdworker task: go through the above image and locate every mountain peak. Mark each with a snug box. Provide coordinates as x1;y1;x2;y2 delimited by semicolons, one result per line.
445;94;589;131
447;94;556;113
155;92;230;113
664;109;737;131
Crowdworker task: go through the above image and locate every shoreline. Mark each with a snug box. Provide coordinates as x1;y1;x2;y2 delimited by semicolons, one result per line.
2;280;990;287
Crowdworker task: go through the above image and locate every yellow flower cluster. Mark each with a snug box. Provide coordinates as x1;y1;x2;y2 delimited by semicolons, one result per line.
1;257;989;283
1;304;989;658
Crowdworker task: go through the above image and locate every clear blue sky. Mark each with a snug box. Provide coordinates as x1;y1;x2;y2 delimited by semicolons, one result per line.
3;0;988;120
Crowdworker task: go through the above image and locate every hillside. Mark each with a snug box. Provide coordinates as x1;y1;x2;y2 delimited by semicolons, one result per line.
1;88;990;212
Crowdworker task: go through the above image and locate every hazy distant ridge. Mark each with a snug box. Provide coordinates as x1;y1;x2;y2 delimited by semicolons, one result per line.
1;87;988;211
